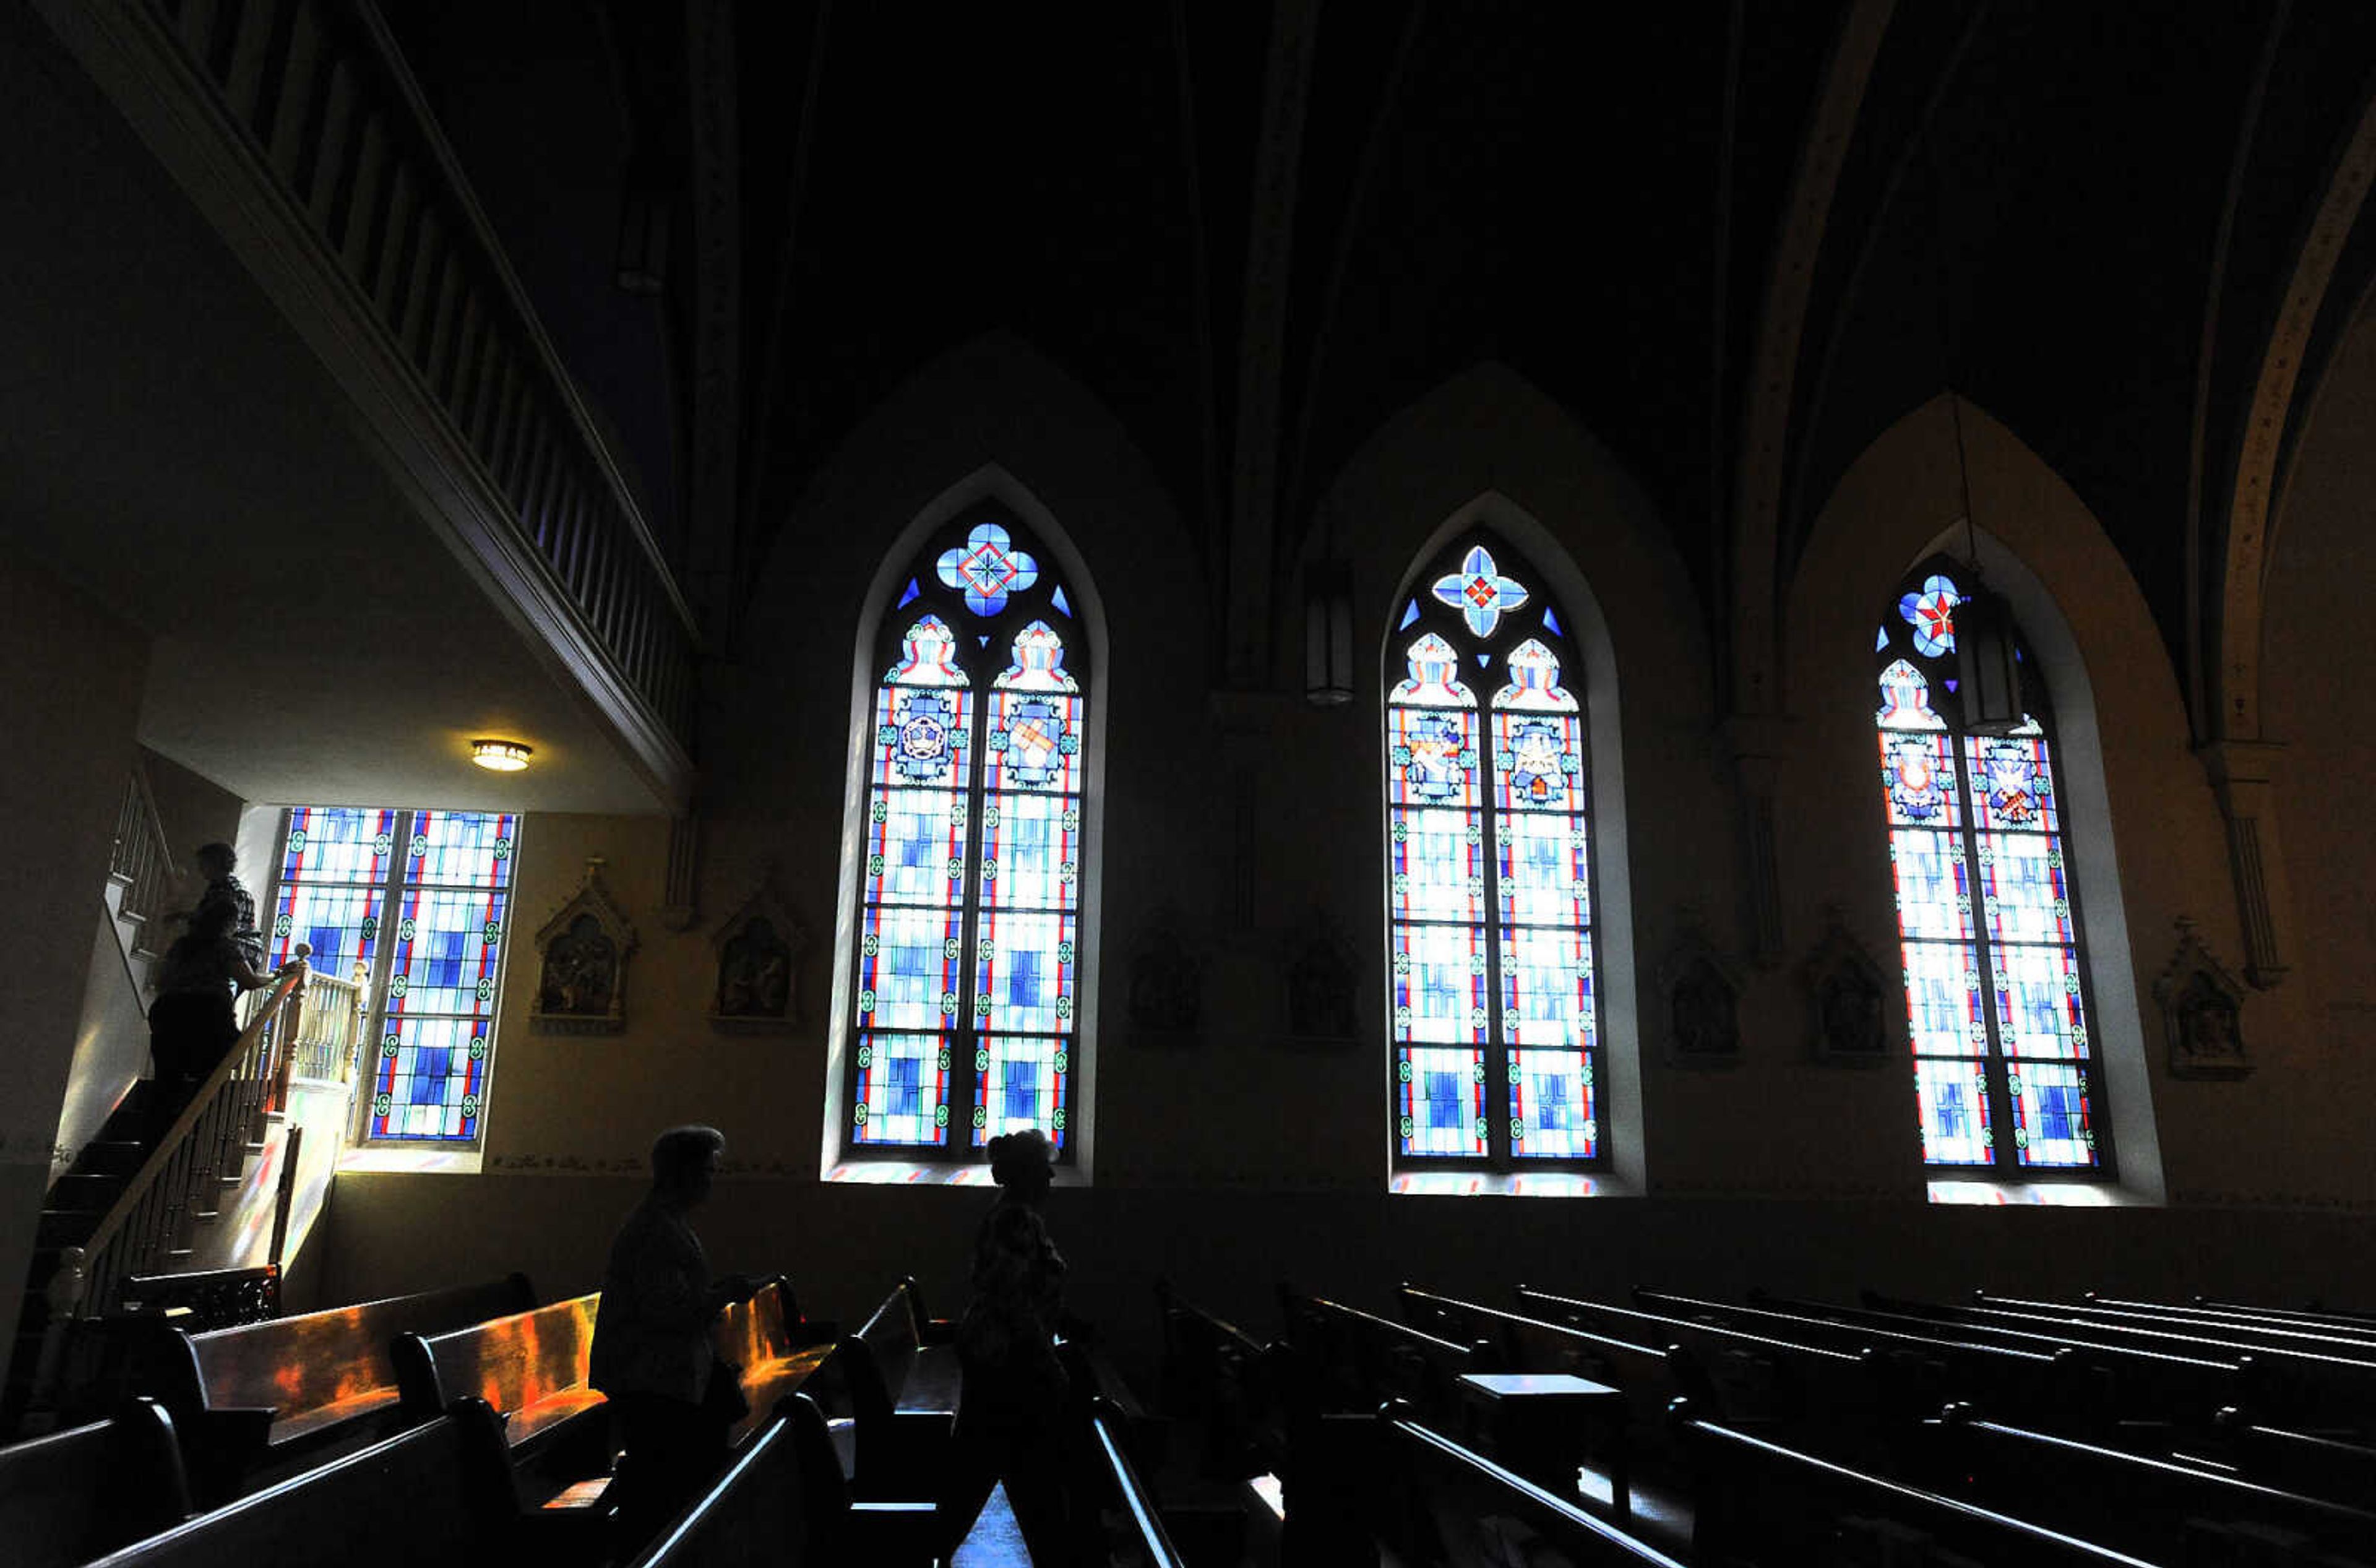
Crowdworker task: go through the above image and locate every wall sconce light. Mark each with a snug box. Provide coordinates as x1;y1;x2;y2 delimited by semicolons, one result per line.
470;739;533;773
1304;562;1354;706
613;163;671;295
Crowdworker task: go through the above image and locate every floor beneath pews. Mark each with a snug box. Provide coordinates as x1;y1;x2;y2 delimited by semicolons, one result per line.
950;1482;1028;1568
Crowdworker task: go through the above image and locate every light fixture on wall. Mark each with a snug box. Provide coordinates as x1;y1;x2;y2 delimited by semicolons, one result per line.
613;157;671;296
470;739;533;773
1945;394;2025;736
1304;503;1354;706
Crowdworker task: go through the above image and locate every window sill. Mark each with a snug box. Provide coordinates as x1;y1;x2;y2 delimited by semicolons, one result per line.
1390;1170;1622;1199
825;1160;1092;1189
1926;1178;2133;1207
340;1145;484;1175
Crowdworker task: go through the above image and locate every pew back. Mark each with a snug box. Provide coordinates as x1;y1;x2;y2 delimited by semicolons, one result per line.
394;1291;604;1447
1282;1290;1478;1422
0;1398;191;1568
1090;1398;1188;1568
1385;1408;1685;1568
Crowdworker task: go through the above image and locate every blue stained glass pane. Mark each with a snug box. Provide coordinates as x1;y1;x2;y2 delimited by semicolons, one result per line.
1992;943;2088;1060
1387;705;1479;809
385;887;510;1016
1499;926;1593;1048
1492;711;1581;812
1543;606;1564;637
1392;922;1487;1044
280;806;396;885
1901;941;1984;1056
1888;830;1972;941
973;1035;1065;1150
1495;812;1588;928
1398;1046;1485;1156
1875;624;1890;653
1977;834;2072;946
985;691;1082;793
1051;585;1072;618
981;790;1078;911
1968;731;2060;834
2011;1059;2094;1167
369;1017;488;1141
1510;1049;1594;1159
858;905;963;1029
935;522;1041;615
853;1032;950;1147
408;811;517;886
897;577;921;608
1399;599;1421;631
1430;545;1530;638
1914;1057;1992;1165
872;685;972;791
866;788;966;905
269;882;382;975
1390;808;1484;923
1878;730;1961;827
973;910;1075;1032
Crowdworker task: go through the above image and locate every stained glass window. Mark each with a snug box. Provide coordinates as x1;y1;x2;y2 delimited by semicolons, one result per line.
267;807;519;1143
846;507;1087;1161
1872;559;2106;1176
1388;538;1601;1170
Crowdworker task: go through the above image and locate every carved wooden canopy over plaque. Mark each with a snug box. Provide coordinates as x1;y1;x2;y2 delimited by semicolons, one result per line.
1659;920;1744;1069
1801;910;1897;1067
2156;918;2252;1080
530;858;638;1035
709;866;807;1035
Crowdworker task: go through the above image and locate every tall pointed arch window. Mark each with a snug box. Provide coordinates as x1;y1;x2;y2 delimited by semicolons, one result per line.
1385;538;1601;1170
845;506;1088;1161
1873;559;2107;1176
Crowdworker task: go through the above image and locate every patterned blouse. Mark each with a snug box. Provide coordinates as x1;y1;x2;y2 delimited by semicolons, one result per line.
956;1199;1068;1403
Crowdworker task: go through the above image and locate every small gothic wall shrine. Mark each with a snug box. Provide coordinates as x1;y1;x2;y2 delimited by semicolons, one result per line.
710;868;806;1034
1801;911;1895;1066
531;858;637;1034
2157;918;2252;1080
1659;923;1743;1067
1284;911;1358;1043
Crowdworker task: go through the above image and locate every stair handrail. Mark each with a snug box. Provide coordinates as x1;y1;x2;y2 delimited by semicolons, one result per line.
41;951;311;1333
109;762;176;933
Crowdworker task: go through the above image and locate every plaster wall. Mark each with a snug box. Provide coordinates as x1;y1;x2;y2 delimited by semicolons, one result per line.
0;554;148;1386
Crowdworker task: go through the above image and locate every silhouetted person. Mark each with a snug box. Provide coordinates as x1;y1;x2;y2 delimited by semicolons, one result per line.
148;900;282;1115
190;842;266;976
938;1128;1089;1566
590;1124;756;1549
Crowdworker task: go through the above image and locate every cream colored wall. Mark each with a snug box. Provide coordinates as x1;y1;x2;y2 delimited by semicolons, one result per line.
322;347;2375;1380
0;554;148;1387
2260;305;2376;1208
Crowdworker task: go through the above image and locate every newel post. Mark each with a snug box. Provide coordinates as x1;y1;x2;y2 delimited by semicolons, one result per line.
2196;740;2292;989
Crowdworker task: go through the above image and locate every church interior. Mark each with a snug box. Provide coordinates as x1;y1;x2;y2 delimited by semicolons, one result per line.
5;0;2376;1561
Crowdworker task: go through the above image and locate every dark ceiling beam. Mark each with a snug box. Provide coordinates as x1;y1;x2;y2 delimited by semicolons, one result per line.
1225;0;1321;688
1725;0;1894;719
2184;4;2286;746
1169;0;1221;582
1281;0;1425;562
682;0;739;642
2215;79;2376;746
741;1;831;614
2200;63;2376;991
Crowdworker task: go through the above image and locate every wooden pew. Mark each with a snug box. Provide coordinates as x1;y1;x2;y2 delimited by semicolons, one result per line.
2210;1406;2376;1502
79;1416;501;1568
1380;1403;1685;1568
1516;1286;1886;1449
2093;1294;2376;1346
119;1264;281;1329
1281;1287;1483;1427
711;1277;836;1450
1756;1290;2245;1428
1634;1287;2087;1430
1088;1397;1189;1568
392;1291;614;1537
0;1397;192;1568
1158;1281;1283;1482
836;1277;962;1498
1978;1289;2376;1361
1870;1290;2376;1434
1675;1402;2158;1568
1151;1285;1309;1564
134;1272;535;1500
1923;1403;2376;1566
622;1394;938;1568
2199;1297;2376;1333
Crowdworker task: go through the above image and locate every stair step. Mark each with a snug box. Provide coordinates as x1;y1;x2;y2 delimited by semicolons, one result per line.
46;1174;125;1214
75;1142;146;1178
35;1212;100;1249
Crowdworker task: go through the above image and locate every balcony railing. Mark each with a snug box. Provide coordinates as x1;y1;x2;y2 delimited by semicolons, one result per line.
40;0;700;772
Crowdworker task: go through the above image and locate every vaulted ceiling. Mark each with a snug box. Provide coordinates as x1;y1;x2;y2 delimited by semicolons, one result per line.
384;1;2376;725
